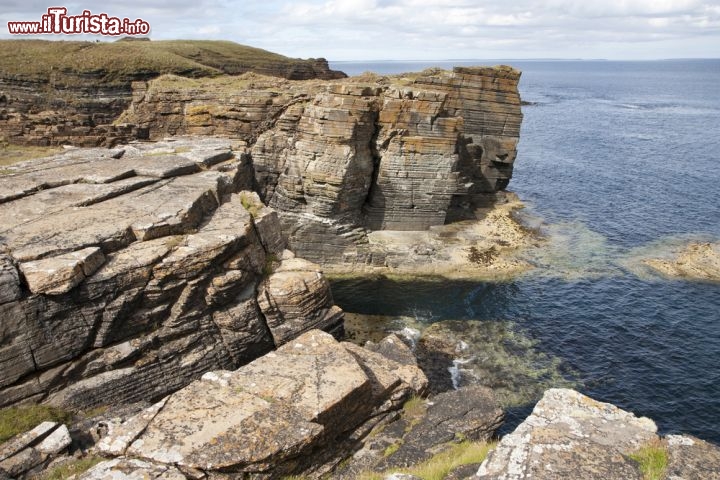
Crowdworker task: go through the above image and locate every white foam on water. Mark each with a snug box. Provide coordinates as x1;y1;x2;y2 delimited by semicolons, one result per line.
448;357;475;390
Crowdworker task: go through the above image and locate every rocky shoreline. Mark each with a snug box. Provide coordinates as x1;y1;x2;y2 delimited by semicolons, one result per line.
3;329;719;479
1;57;718;479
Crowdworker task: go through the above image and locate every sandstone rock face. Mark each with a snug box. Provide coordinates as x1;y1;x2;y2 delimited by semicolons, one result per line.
476;388;659;480
0;39;345;148
92;329;427;478
122;67;523;265
257;256;344;345
0;137;342;410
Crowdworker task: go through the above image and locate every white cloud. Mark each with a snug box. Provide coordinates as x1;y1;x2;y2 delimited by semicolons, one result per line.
2;0;719;59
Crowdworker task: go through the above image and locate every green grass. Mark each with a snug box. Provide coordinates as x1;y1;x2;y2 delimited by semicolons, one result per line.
240;191;262;219
384;441;402;457
0;39;320;87
36;456;104;480
629;439;668;480
401;440;496;480
0;405;73;443
403;395;427;418
360;440;496;480
0;144;63;167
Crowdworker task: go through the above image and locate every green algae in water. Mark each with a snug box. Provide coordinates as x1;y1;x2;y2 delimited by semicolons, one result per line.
418;320;577;408
343;312;577;408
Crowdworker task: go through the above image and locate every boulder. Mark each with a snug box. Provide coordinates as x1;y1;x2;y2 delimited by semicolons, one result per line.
383;385;503;469
95;330;426;477
476;388;658;480
257;257;344;345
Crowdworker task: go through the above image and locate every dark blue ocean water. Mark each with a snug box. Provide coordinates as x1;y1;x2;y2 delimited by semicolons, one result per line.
329;60;720;442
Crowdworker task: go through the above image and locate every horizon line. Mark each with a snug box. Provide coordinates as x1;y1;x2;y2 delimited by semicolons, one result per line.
329;57;720;63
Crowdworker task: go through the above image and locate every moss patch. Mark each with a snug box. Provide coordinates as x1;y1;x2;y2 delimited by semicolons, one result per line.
0;405;73;443
240;191;262;219
37;456;104;480
401;440;496;480
629;439;668;480
361;440;496;480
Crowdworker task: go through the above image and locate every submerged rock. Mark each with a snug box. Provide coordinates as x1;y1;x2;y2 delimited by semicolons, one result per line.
416;320;575;404
644;242;720;282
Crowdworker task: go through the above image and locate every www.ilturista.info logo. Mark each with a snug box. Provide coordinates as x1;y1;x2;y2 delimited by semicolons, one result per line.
7;7;150;35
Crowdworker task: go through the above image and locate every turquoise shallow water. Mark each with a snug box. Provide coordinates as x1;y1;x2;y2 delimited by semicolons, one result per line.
329;59;720;442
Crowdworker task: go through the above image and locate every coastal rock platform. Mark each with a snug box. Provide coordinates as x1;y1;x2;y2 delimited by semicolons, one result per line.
0;138;342;410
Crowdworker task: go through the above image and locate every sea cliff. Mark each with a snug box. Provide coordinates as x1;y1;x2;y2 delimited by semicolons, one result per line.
121;66;526;274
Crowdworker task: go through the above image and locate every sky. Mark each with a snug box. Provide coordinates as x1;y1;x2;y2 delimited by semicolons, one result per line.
1;0;719;60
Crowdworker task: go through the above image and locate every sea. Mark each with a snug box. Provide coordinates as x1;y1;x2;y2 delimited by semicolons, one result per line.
328;59;720;442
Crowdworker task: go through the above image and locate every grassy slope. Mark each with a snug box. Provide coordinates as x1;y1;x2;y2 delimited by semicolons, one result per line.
0;39;313;85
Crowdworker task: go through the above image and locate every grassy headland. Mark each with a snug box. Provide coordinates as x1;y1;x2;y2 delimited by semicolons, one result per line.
0;39;343;87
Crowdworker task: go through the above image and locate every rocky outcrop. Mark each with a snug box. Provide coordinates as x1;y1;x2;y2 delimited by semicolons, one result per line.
0;422;71;479
122;67;523;268
88;329;427;478
0;39;345;147
644;242;720;282
0;137;342;410
474;388;720;480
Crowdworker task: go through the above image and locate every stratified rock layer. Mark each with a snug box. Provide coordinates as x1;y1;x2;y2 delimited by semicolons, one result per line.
0;138;342;410
92;329;427;478
123;67;523;265
0;39;345;147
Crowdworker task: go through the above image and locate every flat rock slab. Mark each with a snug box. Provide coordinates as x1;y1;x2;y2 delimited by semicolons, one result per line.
126;380;323;472
97;330;427;477
665;434;720;480
20;247;105;294
644;242;720;282
100;331;369;473
477;388;658;480
224;329;373;429
77;458;188;480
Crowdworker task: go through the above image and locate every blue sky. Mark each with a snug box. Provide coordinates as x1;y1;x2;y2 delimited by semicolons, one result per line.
2;0;719;60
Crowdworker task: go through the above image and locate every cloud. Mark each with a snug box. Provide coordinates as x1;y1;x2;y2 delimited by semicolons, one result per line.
2;0;719;59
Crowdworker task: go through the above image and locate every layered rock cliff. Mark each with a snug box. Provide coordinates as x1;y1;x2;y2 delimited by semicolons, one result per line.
0;138;343;410
0;39;345;147
122;66;523;266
